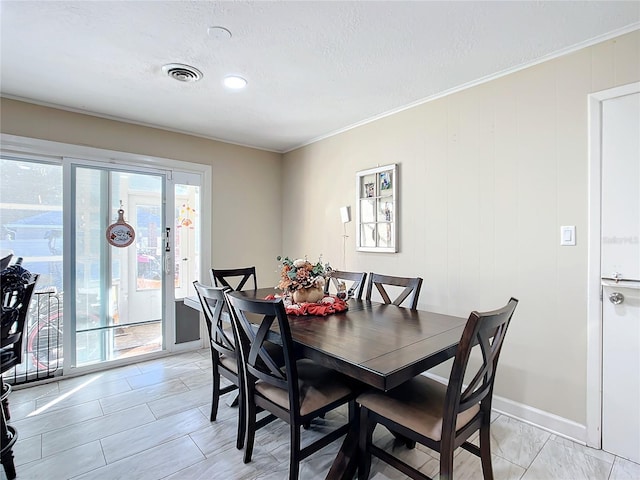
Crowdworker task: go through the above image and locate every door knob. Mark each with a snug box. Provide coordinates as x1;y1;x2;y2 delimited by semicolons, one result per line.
608;292;624;305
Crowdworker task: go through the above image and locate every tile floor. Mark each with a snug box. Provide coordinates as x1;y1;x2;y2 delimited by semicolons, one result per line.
2;349;639;480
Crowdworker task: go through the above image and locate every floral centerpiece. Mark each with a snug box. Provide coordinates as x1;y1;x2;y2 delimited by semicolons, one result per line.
277;255;331;304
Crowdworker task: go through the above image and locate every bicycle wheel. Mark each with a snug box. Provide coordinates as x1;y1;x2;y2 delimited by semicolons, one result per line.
27;317;63;371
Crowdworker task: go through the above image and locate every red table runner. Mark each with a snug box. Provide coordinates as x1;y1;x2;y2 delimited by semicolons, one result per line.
264;294;348;316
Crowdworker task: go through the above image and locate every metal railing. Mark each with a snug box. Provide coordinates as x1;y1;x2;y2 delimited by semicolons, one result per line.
5;290;62;385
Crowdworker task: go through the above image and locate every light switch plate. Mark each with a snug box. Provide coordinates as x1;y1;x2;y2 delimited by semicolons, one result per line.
560;226;576;246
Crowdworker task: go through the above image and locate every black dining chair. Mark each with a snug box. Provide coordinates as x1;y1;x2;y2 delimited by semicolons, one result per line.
192;281;245;449
0;254;13;271
210;266;257;291
357;298;519;480
366;273;423;309
1;266;38;480
225;291;362;480
324;270;367;300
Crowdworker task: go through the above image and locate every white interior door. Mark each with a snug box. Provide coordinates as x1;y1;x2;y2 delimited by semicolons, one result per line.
601;91;640;463
602;283;640;462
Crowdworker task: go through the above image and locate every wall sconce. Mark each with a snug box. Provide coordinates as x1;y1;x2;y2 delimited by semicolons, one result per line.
340;206;351;223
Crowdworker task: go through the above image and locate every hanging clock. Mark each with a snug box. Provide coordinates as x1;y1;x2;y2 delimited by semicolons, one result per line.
106;208;135;248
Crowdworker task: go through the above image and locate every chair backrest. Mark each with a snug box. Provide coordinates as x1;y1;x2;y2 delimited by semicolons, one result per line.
442;298;518;433
193;281;237;363
366;273;423;309
0;253;13;270
225;292;302;412
211;266;257;291
1;268;39;372
324;270;367;300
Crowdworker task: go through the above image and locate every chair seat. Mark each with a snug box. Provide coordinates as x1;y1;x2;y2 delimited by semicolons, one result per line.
219;354;238;374
357;375;480;441
255;359;356;416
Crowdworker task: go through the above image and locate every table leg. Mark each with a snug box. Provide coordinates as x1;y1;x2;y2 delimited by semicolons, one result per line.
325;401;359;480
325;423;359;480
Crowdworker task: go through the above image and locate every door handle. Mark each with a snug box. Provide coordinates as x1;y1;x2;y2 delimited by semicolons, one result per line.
608;292;624;305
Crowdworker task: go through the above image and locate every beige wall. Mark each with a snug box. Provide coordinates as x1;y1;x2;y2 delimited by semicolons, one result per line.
282;31;640;426
0;98;284;283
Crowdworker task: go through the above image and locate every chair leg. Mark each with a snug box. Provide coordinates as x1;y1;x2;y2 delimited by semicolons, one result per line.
348;400;357;423
479;423;494;480
289;423;301;480
243;393;256;464
1;385;9;422
210;359;220;421
358;407;373;480
236;386;245;450
1;406;17;480
439;443;455;480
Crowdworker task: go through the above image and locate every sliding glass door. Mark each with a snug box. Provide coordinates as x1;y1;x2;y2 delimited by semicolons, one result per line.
71;165;165;366
2;149;205;380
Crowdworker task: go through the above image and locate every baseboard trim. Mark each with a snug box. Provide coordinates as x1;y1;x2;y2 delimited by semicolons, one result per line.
423;372;587;445
491;395;587;444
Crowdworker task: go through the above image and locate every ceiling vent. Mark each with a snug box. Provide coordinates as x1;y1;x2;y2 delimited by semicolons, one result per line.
162;63;203;83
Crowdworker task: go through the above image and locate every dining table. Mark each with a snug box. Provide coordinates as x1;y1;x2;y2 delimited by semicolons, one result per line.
183;287;467;480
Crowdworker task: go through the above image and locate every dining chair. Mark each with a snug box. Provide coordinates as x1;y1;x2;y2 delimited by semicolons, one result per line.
357;297;519;480
365;273;423;309
0;254;12;271
192;281;245;449
1;268;38;480
210;266;257;291
324;270;367;300
225;291;362;480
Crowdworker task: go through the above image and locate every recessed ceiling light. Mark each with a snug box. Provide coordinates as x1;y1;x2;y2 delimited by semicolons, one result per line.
224;75;247;90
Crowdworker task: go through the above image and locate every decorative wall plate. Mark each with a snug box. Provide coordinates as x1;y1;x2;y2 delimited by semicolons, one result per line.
106;209;135;248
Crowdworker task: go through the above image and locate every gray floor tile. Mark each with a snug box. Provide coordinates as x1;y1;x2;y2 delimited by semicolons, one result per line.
15;441;105;480
100;407;209;463
609;456;640;480
146;383;211;418
12;434;42;467
10;399;103;439
99;377;188;414
489;415;550;469
521;438;613;480
72;436;205;480
41;403;156;457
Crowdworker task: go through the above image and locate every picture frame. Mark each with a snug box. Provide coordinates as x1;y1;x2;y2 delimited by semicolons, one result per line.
355;164;397;252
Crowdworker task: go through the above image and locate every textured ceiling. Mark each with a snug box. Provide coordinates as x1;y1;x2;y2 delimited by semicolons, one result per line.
1;1;638;153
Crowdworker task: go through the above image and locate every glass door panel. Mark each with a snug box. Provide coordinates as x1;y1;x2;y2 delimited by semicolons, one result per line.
174;183;200;299
73;166;164;367
0;157;64;380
